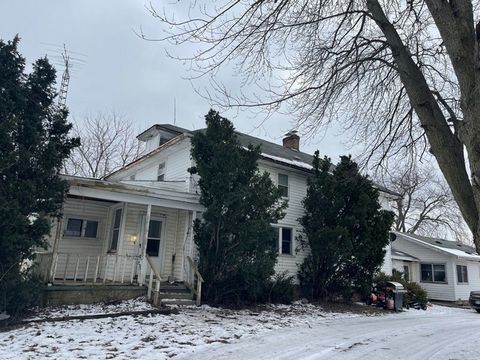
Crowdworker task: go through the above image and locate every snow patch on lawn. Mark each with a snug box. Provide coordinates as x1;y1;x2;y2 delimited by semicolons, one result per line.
26;297;154;320
1;301;364;359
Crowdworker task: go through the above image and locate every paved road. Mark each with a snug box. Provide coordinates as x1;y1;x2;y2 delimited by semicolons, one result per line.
178;306;480;359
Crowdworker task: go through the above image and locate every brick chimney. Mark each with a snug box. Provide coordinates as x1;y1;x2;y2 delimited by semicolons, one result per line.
282;131;300;151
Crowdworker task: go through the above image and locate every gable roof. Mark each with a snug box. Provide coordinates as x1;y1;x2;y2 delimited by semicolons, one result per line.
392;231;480;261
108;123;399;197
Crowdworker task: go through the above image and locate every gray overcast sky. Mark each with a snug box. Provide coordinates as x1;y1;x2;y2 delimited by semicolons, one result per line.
1;0;353;159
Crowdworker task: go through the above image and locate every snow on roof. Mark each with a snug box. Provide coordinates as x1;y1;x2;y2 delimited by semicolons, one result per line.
394;232;480;261
260;153;313;171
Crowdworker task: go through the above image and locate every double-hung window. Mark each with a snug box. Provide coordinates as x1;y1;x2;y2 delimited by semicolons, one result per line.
457;265;468;283
278;174;289;198
271;226;293;255
64;218;99;239
421;263;446;283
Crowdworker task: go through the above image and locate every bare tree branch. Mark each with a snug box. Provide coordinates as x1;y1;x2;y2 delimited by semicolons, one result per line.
63;113;144;179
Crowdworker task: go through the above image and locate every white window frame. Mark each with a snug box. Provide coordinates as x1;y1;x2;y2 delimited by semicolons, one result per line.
272;225;294;256
108;205;125;253
456;264;469;284
157;162;166;181
420;263;447;284
277;173;289;198
63;217;100;239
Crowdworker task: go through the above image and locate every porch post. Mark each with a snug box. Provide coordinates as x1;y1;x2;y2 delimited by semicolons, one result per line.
48;217;63;283
139;204;152;286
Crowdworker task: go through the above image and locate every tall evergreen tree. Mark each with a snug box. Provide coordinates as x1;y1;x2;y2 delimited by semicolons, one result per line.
0;37;79;315
189;110;286;304
298;152;394;300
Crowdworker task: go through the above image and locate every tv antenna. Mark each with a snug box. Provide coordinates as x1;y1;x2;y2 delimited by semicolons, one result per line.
58;45;70;107
42;42;87;107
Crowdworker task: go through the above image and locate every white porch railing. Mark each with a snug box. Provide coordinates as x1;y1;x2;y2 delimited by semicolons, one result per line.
45;252;140;285
186;256;204;306
145;255;161;305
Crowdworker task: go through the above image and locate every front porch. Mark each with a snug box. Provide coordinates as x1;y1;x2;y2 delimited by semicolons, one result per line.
34;176;205;305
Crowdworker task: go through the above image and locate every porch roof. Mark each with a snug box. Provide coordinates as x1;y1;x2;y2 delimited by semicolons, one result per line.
63;175;203;212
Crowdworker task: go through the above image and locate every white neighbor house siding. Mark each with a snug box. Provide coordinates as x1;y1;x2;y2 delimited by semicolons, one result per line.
392;239;455;301
452;260;480;301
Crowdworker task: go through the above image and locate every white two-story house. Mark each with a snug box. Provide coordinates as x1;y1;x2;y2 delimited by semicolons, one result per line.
36;123;399;305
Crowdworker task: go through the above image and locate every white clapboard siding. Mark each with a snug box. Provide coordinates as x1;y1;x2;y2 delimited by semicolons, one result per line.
393;239;455;301
56;199;109;263
380;245;393;276
119;203;189;281
452;260;480;301
258;161;308;280
114;139;191;183
48;198;112;280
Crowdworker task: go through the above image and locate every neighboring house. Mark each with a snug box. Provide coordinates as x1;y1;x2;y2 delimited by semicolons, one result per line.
382;231;480;301
36;123;398;305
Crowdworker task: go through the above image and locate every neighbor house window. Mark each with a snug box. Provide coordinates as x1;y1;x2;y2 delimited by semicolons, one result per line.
421;263;446;283
157;162;166;181
457;265;468;283
278;174;289;198
109;208;123;251
271;226;293;255
403;265;410;282
64;218;99;238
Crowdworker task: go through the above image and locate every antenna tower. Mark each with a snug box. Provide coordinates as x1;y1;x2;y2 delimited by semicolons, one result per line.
58;45;70;107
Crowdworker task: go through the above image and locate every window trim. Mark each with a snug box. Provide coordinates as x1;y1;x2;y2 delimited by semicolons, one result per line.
63;217;100;240
157;162;166;182
271;225;294;256
277;173;289;198
456;264;469;284
420;263;447;284
108;205;125;253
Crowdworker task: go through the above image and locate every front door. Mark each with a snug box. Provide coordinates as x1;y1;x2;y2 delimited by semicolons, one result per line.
141;217;165;277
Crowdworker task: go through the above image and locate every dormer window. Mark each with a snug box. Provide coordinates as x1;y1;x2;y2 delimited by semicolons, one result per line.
157;162;166;181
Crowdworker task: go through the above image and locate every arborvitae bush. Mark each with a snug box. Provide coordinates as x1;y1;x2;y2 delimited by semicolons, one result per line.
298;153;394;301
0;37;78;317
190;110;286;305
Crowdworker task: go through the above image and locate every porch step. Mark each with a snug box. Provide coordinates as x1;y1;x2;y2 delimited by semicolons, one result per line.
160;292;193;300
161;298;196;306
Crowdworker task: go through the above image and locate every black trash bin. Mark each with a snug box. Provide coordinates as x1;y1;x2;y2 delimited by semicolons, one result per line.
386;281;407;311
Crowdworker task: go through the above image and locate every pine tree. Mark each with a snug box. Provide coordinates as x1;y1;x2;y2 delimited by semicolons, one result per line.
298;152;394;300
0;37;79;315
189;110;286;304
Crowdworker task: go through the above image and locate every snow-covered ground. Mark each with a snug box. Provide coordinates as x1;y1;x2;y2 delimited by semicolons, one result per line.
0;299;477;359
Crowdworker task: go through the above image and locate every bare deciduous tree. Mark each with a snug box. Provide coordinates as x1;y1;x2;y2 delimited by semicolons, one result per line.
146;0;480;251
379;162;470;243
64;113;143;179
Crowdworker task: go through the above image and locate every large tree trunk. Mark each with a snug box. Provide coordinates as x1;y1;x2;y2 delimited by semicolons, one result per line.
367;0;480;250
